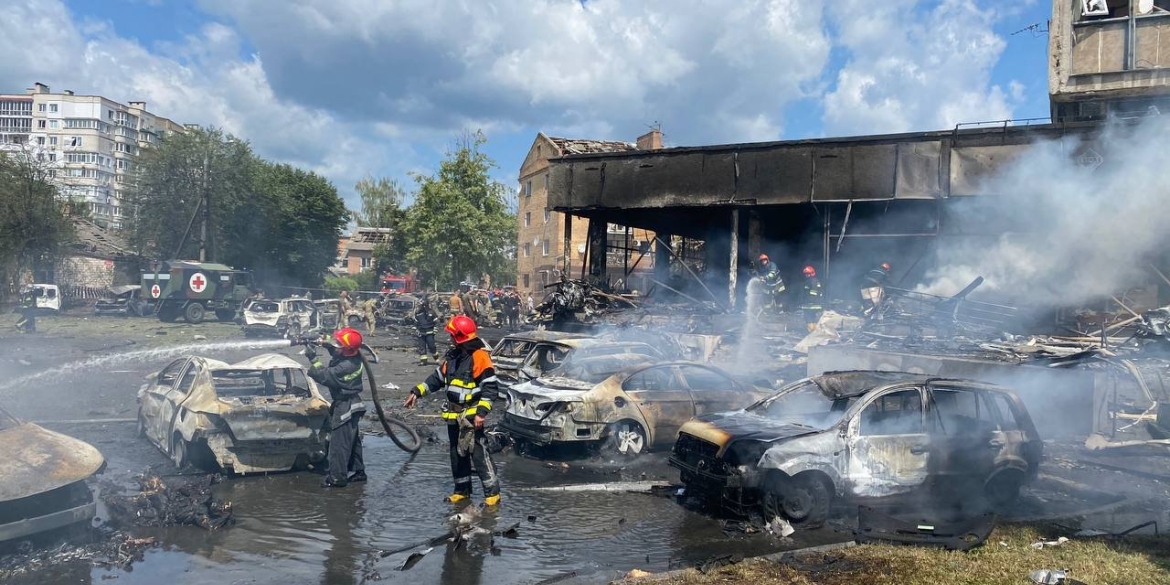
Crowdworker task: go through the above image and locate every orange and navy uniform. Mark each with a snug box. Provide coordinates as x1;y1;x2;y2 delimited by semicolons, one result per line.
410;340;499;422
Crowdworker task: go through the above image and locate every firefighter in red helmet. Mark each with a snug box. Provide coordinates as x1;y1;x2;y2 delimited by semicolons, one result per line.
861;262;892;316
755;253;786;310
304;327;367;487
404;315;502;506
800;265;824;331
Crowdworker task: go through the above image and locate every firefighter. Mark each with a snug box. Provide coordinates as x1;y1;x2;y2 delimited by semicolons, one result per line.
757;253;786;311
861;262;891;316
362;296;379;334
408;293;441;365
304;327;368;488
800;265;824;332
403;315;501;506
13;288;37;333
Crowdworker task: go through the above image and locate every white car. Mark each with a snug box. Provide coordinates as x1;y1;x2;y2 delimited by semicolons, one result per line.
242;297;322;338
137;354;331;475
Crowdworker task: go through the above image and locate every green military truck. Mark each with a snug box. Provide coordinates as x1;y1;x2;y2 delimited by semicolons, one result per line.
141;261;254;324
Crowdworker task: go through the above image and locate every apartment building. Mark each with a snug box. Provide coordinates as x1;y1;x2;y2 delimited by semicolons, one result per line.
516;131;660;297
1050;0;1170;120
0;83;184;228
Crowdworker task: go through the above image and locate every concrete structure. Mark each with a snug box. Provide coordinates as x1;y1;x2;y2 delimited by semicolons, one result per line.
547;122;1119;308
517;132;660;296
55;217;140;299
1050;0;1170;121
340;227;391;276
0;83;184;229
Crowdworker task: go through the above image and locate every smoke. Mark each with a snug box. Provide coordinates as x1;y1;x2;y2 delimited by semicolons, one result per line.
917;117;1170;305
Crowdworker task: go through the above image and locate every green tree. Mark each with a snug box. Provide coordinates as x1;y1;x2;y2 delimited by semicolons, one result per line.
125;126;348;289
0;152;77;297
353;175;405;228
400;131;517;289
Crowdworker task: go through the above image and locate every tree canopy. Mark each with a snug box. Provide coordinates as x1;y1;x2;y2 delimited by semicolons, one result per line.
0;152;77;297
125;127;347;289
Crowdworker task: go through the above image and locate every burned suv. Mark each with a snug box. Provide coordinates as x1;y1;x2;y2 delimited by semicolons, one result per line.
669;371;1041;528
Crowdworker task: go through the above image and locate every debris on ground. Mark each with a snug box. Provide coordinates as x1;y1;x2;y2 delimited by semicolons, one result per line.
1031;536;1070;549
765;516;795;538
1030;568;1073;584
102;473;233;530
0;532;158;580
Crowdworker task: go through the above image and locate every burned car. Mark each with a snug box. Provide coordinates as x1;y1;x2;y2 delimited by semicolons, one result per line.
511;337;667;386
670;371;1041;528
94;285;150;317
137;354;331;475
243;297;323;338
491;331;591;389
1;407;105;542
503;356;772;455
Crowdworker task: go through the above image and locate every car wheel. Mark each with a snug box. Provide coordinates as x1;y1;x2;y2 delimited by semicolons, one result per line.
606;421;647;456
172;435;189;467
184;302;206;324
763;473;830;529
985;472;1023;507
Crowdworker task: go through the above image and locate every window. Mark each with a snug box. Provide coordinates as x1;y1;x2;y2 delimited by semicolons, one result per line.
49;120;58;129
524;212;531;227
542;240;550;256
157;359;187;386
544;209;551;223
678;365;734;391
931;388;999;436
49;137;57;146
48;154;56;162
36;136;44;145
525;180;532;198
69;136;81;147
49;104;58;113
37;120;46;129
38;104;46;112
523;274;530;288
622;367;678;392
523;243;530;257
361;256;371;269
859;389;923;436
988;392;1021;431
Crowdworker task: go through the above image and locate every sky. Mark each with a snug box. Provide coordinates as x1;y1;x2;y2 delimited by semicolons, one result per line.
1;0;1052;209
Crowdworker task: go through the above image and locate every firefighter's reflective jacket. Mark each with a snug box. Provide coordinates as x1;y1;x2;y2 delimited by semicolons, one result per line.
801;277;824;311
411;340;499;423
308;350;367;426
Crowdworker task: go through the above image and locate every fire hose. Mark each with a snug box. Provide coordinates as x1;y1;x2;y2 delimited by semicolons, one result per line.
292;337;421;453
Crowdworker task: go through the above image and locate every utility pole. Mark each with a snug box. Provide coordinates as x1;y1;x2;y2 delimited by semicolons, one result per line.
199;150;210;262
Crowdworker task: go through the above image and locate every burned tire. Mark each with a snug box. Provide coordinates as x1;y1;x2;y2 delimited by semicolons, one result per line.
172;435;190;467
604;421;647;457
985;471;1023;508
184;302;206;324
763;473;831;529
215;309;235;322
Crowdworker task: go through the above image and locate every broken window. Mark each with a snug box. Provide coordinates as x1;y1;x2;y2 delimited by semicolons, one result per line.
175;366;198;396
987;392;1021;431
859;390;924;436
158;359;187;386
623;367;679;392
677;365;734;392
930;388;998;437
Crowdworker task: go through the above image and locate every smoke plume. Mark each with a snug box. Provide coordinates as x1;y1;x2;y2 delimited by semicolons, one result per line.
917;117;1170;306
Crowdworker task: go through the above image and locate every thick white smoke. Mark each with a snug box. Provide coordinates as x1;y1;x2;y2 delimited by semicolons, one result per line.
918;117;1170;305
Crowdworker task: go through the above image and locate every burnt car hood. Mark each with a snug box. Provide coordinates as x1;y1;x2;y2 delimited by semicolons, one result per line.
0;423;105;501
683;411;820;449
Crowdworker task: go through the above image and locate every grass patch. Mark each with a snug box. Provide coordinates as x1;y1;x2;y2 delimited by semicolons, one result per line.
651;524;1170;585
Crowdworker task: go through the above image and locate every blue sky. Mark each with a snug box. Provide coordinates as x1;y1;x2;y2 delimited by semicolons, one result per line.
4;0;1054;207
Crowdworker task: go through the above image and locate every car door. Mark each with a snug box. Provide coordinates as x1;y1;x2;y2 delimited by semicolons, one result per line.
845;387;931;498
926;385;1003;488
620;365;694;446
676;364;747;415
141;358;188;443
157;359;200;452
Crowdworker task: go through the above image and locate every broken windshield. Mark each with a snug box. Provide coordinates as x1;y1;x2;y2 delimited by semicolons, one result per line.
249;301;279;313
212;369;311;399
750;381;857;430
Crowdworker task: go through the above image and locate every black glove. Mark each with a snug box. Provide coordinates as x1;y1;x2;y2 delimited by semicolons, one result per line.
303;345;318;360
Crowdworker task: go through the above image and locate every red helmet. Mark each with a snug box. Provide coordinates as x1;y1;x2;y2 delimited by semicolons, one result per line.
333;327;363;356
446;315;478;344
802;265;816;277
881;262;891;271
758;253;770;265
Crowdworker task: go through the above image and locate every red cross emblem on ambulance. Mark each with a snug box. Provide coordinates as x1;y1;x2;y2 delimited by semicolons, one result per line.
189;272;208;293
150;284;161;298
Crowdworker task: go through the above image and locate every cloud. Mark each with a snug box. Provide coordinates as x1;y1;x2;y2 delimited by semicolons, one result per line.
822;0;1020;135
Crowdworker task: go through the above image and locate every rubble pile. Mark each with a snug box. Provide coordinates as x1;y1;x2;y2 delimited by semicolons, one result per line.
102;473;234;530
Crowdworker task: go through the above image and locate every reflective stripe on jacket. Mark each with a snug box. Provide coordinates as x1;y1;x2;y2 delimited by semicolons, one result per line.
412;344;498;421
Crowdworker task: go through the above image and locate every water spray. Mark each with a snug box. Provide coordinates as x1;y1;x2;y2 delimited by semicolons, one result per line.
290;337;421;453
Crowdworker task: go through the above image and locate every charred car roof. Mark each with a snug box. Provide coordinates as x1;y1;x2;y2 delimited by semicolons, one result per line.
810;370;1010;398
499;331;592;343
0;407;105;502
